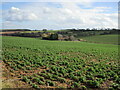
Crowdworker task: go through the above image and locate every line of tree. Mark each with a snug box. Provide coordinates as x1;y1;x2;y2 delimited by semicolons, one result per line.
3;28;120;41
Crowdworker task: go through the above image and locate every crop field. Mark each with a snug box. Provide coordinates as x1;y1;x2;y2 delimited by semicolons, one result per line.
81;34;120;45
19;30;61;33
2;36;120;89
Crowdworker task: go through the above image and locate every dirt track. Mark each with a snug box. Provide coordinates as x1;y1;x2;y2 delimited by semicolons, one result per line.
0;31;20;35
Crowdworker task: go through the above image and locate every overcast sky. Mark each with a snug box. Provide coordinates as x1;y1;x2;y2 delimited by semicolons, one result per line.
1;1;118;30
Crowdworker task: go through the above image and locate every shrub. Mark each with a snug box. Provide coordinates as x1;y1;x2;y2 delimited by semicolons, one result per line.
72;76;79;82
38;81;45;85
46;73;52;79
81;85;87;89
111;83;120;89
86;75;94;80
79;76;86;83
76;71;82;76
28;81;33;84
17;65;22;69
39;76;44;81
73;82;80;88
95;74;106;79
31;83;39;88
52;75;58;80
33;77;39;82
26;66;31;70
22;76;29;83
46;80;55;86
87;80;100;88
58;77;66;83
49;33;58;40
67;68;73;73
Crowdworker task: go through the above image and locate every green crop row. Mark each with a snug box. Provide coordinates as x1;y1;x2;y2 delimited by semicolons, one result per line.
2;36;120;89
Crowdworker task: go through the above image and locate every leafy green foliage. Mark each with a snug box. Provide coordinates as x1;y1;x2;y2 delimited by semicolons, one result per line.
2;36;119;89
31;83;39;88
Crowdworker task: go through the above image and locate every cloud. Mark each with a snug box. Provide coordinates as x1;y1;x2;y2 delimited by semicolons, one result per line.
43;7;52;14
2;2;118;29
10;7;20;13
4;7;38;22
2;21;18;29
41;2;117;29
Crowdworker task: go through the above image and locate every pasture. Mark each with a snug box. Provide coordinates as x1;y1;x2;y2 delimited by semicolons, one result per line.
81;34;119;45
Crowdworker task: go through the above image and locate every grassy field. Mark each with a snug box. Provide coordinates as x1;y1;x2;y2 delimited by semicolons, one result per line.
81;34;119;45
19;30;65;33
2;36;119;89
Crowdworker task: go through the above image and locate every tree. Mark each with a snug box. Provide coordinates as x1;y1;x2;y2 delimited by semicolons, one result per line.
49;33;58;40
42;29;47;32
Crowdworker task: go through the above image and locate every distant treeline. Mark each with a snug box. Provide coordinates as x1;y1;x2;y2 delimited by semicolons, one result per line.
1;29;31;32
59;29;120;38
2;28;120;41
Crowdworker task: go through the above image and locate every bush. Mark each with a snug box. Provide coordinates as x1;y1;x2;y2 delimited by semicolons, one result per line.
52;75;58;80
46;73;52;79
72;76;79;82
33;77;39;82
46;80;55;86
96;78;104;84
70;85;75;89
26;66;31;70
49;33;58;40
38;81;45;85
39;76;44;81
28;81;32;85
22;76;29;83
13;66;18;71
31;83;39;88
79;76;86;83
76;71;82;76
87;80;100;88
73;82;80;88
111;83;120;89
81;85;87;89
17;65;22;69
58;77;66;83
96;74;106;79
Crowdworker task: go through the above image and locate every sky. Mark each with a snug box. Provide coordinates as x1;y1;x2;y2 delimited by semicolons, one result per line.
1;1;119;30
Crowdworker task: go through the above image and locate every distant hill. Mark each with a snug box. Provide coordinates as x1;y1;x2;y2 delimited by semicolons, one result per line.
1;29;120;44
81;34;119;45
1;29;31;32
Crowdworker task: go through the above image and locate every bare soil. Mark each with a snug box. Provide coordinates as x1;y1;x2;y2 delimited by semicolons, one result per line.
2;62;31;88
0;31;20;35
